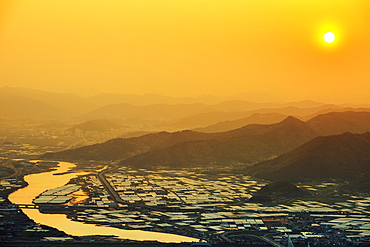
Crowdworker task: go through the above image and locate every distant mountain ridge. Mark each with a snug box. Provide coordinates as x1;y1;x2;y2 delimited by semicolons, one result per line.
0;86;349;126
0;95;66;119
79;102;212;121
306;111;370;135
88;91;283;105
169;105;343;130
0;86;282;120
193;113;288;133
192;107;370;133
0;86;93;117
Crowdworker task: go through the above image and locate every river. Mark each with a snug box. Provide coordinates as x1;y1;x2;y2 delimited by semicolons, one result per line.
8;161;198;243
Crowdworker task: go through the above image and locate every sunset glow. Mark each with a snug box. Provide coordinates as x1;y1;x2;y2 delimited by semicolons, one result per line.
2;2;370;245
0;0;369;103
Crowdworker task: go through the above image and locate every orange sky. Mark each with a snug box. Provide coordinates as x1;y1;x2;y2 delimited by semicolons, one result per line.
0;0;369;103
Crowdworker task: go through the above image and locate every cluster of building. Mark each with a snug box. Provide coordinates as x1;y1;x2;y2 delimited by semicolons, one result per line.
0;120;151;158
2;159;369;245
0;179;22;193
104;167;265;208
79;175;116;207
0;142;47;158
59;167;370;245
69;200;370;245
33;185;81;204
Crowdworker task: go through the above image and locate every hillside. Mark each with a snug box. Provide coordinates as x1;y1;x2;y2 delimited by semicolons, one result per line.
120;112;370;168
41;116;315;162
249;181;310;202
42;138;146;161
119;117;319;168
68;119;123;133
307;111;370;135
41;111;370;169
40;130;218;161
249;132;370;182
340;172;370;193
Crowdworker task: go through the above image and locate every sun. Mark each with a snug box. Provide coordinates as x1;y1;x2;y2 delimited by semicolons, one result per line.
323;32;336;43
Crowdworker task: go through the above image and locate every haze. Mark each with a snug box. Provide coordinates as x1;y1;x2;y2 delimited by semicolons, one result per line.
1;0;370;103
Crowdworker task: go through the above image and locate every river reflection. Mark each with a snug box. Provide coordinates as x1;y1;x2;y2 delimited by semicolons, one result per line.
8;161;198;243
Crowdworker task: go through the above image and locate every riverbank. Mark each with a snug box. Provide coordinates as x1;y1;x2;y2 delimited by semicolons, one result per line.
7;161;198;243
0;241;241;247
0;159;73;242
3;158;370;246
0;241;184;247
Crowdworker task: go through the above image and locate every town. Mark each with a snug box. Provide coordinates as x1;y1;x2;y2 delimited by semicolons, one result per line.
1;157;370;246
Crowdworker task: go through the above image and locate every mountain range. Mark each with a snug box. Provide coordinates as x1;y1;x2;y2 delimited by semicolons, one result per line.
0;86;284;120
41;112;370;176
0;86;357;130
119;116;318;168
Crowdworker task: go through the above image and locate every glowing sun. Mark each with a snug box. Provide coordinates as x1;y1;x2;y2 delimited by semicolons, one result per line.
323;32;336;43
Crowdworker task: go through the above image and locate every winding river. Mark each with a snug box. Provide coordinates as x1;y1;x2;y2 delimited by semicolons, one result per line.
8;161;198;243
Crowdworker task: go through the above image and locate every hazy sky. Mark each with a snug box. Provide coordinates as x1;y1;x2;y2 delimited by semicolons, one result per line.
0;0;369;103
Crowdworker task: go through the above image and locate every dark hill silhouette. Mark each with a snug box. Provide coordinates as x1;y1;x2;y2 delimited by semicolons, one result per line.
119;116;319;168
41;116;315;162
256;181;310;197
249;132;370;182
341;172;370;193
249;181;310;202
119;112;370;168
41;130;218;161
42;138;146;161
41;112;370;169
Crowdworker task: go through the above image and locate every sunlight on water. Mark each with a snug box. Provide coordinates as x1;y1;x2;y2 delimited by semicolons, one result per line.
8;161;197;243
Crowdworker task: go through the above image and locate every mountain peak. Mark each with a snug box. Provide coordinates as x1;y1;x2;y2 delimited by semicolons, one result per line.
281;116;303;122
277;116;305;127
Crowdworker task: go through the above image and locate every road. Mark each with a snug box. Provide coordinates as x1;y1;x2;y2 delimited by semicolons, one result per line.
0;163;21;179
97;166;126;205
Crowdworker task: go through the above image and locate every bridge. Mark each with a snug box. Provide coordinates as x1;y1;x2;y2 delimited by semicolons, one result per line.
220;231;284;247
